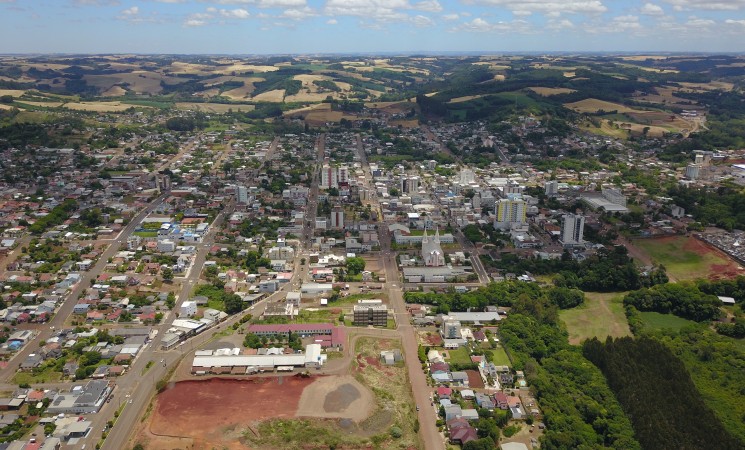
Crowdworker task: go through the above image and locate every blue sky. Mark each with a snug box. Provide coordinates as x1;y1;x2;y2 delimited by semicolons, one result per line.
2;0;745;53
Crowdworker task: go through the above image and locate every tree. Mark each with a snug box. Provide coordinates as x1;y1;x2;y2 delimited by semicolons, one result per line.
345;257;366;275
161;267;173;282
463;438;497;450
224;294;245;315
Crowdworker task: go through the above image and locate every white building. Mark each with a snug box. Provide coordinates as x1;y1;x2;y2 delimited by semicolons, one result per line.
421;228;445;267
157;239;176;253
180;301;197;317
459;168;475;185
544;180;558;197
561;214;585;247
401;175;420;194
320;164;338;189
337;165;350;185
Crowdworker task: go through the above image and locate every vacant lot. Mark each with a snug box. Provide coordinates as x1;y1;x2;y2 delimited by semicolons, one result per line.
528;86;576;96
296;375;374;421
175;102;254;113
639;311;698;331
633;236;742;281
63;101;142;112
560;292;631;345
564;98;642;114
141;376;314;449
445;346;472;365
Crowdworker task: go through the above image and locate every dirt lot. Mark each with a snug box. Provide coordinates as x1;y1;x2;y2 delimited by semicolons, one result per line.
296;375;374;421
140;376;314;449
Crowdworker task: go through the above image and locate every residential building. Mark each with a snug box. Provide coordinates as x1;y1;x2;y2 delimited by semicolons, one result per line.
180;301;196;318
47;380;111;414
494;195;527;229
560;213;585;247
330;206;344;229
353;303;388;327
320;164;338;189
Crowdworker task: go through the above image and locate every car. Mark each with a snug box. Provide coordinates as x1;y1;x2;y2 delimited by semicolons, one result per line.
416;405;420;411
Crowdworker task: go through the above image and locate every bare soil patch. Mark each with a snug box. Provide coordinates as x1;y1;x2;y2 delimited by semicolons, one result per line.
297;375;374;421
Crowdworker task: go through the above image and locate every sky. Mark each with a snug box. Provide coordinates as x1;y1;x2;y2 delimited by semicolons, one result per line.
2;0;745;54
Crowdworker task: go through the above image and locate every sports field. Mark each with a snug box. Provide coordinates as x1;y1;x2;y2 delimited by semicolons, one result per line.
638;312;698;331
633;236;742;281
560;292;631;345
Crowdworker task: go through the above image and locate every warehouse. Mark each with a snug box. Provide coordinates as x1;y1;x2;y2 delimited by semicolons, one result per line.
191;344;325;374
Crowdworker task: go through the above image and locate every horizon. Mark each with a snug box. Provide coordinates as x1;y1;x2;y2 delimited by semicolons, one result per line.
3;1;745;54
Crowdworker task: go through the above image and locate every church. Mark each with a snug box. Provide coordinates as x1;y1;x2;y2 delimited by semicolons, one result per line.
421;228;445;267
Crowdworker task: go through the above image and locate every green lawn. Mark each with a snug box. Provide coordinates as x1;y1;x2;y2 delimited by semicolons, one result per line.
134;231;158;237
633;236;731;281
12;370;63;385
489;347;511;366
560;292;632;345
638;312;698;331
445;346;472;365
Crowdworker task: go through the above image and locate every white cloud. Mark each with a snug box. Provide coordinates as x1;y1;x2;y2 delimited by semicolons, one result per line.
324;0;446;23
412;14;435;26
220;8;250;18
662;0;745;11
725;18;745;25
201;0;306;6
547;18;574;30
686;16;715;27
326;18;337;24
185;18;206;26
465;0;607;15
640;3;665;15
281;5;317;19
455;16;531;33
74;0;120;5
610;15;641;30
442;13;459;20
121;5;138;15
413;0;442;12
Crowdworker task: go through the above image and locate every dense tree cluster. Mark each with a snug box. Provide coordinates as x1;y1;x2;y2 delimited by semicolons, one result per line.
489;246;667;292
623;282;722;322
29;199;77;234
500;314;640;450
583;337;742;450
669;185;745;231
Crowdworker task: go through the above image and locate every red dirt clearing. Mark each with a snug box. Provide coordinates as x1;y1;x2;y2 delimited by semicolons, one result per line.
149;376;314;447
684;237;743;280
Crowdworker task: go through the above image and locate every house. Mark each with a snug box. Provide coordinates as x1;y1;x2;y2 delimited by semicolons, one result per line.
447;417;477;445
430;361;450;375
47;380;112;414
444;404;462;421
510;405;525;420
20;353;43;370
475;392;495;410
494;392;509;410
500;372;514;385
436;386;452;400
461;409;479;421
460;389;475;400
451;371;469;387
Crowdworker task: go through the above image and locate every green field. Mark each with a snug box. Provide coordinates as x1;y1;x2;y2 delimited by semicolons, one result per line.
489;347;511;366
638;312;698;331
445;346;472;365
560;292;632;345
633;236;731;281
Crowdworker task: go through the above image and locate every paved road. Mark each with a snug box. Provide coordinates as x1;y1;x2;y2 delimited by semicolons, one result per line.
453;228;490;284
0;192;169;383
354;137;444;450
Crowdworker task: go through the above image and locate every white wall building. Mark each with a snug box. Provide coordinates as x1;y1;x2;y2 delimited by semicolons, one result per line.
561;214;585;247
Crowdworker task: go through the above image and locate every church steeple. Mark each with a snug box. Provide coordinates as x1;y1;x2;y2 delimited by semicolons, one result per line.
422;227;428;244
434;227;440;244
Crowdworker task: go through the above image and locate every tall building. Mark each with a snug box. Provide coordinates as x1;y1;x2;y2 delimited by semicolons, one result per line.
320;164;338;189
494;195;527;229
156;174;172;192
330;206;344;229
545;180;558;197
561;214;585;247
686;164;700;180
236;185;249;204
337;165;350;186
400;175;419;194
459;168;475;185
421;228;445;267
353;304;388;327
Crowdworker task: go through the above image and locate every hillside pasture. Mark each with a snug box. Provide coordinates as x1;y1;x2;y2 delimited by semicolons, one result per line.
528;87;576;96
560;292;631;345
175;102;254;113
63;101;147;112
564;98;642;114
252;89;285;102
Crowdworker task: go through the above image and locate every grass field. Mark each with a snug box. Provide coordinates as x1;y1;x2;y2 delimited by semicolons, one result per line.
446;346;473;365
638;312;698;331
560;292;632;345
633;236;740;281
175;102;254;113
490;347;511;366
564;98;642;114
528;87;576;96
